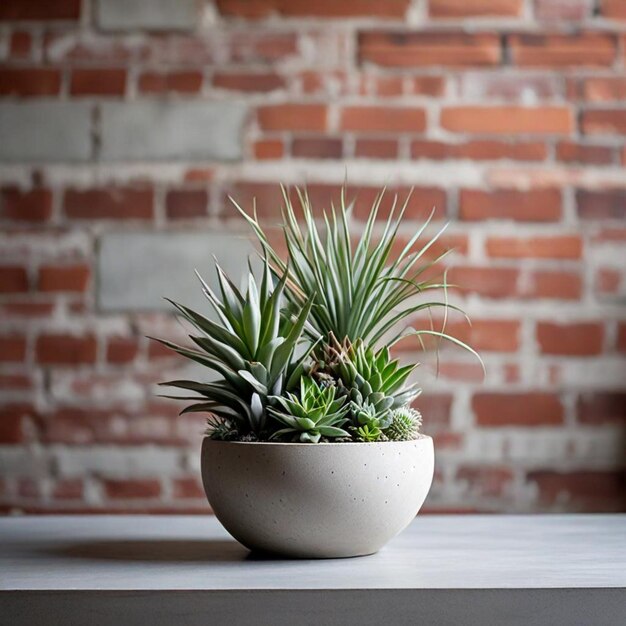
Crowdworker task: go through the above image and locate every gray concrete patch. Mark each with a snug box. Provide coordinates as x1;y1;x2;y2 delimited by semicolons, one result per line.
99;101;247;161
95;0;197;31
0;103;92;162
98;231;258;312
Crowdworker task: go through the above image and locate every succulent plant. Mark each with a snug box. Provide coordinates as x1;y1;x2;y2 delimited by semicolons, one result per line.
205;415;238;441
268;376;349;443
384;406;423;441
331;340;421;426
157;184;482;443
234;186;482;361
349;401;388;442
153;257;314;437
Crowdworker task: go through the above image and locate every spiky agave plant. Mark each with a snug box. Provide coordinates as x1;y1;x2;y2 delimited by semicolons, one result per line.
268;376;349;443
153;256;314;438
233;186;481;358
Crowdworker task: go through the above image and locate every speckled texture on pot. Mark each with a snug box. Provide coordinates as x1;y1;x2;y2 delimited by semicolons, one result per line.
201;436;434;558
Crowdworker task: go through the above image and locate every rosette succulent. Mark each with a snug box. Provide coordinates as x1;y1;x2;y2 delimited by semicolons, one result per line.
268;377;349;443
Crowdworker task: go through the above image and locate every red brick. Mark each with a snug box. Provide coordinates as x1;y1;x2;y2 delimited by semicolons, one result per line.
537;322;604;356
534;0;592;20
473;393;563;426
456;465;515;498
103;479;161;500
582;78;626;102
106;337;139;364
595;267;621;295
592;228;626;243
577;392;626;425
172;476;205;499
576;189;626;219
36;333;97;365
44;405;178;445
0;1;81;20
69;68;126;96
441;106;572;135
601;0;626;20
460;189;562;221
447;266;518;299
0;266;29;293
408;76;446;96
103;336;139;364
0;300;54;317
429;0;522;17
0;67;61;96
0;374;33;391
224;182;445;222
0;335;27;362
165;189;208;220
291;136;343;159
355;138;398;159
351;186;446;221
438;319;520;352
486;235;582;259
364;74;404;96
138;71;202;94
63;187;154;220
18;477;41;497
215;0;410;18
300;70;348;95
617;322;626;352
581;109;626;135
556;141;614;165
37;264;90;292
0;405;33;443
257;104;327;132
359;32;500;67
53;479;83;500
213;71;285;93
411;140;546;161
1;187;52;222
509;33;616;67
184;168;215;183
437;362;485;382
253;139;284;160
413;394;452;431
527;470;626;511
9;31;32;58
526;270;582;300
340;106;426;133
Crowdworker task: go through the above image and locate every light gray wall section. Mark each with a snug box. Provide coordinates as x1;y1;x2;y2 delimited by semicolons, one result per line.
99;102;247;161
98;231;257;312
0;103;92;162
95;0;197;31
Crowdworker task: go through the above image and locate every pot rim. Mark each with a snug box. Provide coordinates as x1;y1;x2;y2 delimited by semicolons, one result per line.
203;434;432;447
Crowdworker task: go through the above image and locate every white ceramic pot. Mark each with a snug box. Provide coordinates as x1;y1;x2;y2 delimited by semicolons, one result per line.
201;436;434;558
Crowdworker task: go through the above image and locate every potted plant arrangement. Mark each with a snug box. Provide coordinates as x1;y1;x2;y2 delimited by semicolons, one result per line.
155;186;480;558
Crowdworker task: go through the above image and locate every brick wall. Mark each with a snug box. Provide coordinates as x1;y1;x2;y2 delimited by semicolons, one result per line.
1;0;625;514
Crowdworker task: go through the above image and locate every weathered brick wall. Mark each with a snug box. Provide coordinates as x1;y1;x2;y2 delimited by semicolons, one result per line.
1;0;625;514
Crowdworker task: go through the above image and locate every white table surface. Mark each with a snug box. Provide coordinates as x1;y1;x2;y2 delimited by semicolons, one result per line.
1;514;625;625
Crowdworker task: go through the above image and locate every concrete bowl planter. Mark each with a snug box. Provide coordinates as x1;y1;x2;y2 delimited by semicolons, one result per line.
201;436;434;558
